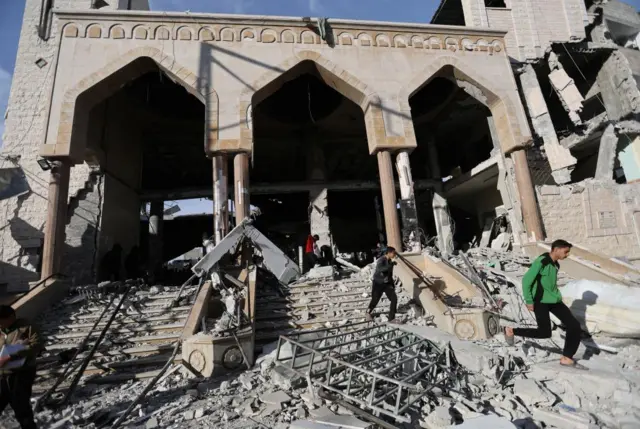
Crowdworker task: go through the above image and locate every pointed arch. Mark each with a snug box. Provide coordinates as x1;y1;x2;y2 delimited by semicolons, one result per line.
236;50;393;154
46;47;218;161
400;55;532;154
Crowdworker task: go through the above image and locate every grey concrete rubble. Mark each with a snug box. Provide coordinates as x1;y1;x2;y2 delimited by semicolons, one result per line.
8;247;639;429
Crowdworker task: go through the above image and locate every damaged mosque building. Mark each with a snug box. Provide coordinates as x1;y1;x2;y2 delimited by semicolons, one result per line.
0;0;639;291
3;1;640;429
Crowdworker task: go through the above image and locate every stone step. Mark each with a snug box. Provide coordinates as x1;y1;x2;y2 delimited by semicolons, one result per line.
46;323;185;340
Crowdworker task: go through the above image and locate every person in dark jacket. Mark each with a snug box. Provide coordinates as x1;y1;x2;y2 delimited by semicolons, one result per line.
0;305;43;429
366;246;400;323
505;239;586;369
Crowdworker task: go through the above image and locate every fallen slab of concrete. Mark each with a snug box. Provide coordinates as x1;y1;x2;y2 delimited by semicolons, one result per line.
524;242;639;286
396;325;496;374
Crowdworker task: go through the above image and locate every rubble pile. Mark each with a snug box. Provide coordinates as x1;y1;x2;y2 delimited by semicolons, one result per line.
2;249;640;429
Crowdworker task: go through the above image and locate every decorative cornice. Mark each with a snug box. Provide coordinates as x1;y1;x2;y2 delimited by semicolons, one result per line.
54;9;507;38
58;10;505;54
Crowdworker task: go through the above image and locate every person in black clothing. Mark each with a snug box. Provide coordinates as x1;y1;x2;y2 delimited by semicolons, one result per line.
366;246;400;323
124;245;141;280
0;305;43;429
99;243;123;282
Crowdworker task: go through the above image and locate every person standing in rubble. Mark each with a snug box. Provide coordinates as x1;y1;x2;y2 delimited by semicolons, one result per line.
0;305;43;429
505;239;586;370
366;246;400;324
304;234;322;269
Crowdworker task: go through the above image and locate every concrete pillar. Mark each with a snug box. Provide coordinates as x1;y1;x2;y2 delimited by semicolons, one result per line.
377;150;401;250
148;200;164;281
511;149;545;242
519;64;576;184
307;142;331;249
432;192;454;258
395;151;420;252
309;187;330;248
595;124;617;181
41;159;71;280
212;154;229;244
427;137;441;179
234;152;250;224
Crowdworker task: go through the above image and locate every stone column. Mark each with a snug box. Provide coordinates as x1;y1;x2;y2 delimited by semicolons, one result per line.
511;149;545;242
41;159;71;280
395;151;420;252
148;201;164;281
432;192;455;257
307;142;331;249
234;152;250;225
377;150;402;250
212;154;229;244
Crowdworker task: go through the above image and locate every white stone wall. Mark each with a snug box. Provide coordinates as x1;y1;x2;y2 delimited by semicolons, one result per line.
537;181;640;259
0;0;96;291
481;0;588;62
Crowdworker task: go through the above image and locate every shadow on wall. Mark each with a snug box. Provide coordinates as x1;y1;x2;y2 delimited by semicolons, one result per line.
1;193;101;293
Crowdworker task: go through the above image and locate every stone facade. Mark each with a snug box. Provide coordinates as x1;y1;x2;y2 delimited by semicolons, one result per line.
0;2;536;291
460;0;589;62
537;180;640;259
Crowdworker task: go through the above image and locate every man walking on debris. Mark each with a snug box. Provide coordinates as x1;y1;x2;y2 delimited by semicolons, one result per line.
505;240;586;370
366;246;400;323
0;305;43;429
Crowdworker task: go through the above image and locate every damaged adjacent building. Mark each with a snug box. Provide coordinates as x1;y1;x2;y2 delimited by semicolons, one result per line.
432;0;640;260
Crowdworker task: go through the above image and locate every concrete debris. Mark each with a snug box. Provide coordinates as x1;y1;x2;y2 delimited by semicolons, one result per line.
12;247;640;429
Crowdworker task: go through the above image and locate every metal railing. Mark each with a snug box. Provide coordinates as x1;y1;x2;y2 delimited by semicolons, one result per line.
275;321;461;423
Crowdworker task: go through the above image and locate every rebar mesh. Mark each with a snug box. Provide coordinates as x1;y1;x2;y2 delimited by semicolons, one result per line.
275;321;464;422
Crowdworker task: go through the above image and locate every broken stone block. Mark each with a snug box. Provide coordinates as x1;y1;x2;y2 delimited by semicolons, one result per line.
260;390;292;406
194;408;205;419
309;406;335;419
448;415;517;428
222;410;239;421
183;410;195;420
145;417;159;429
238;373;254;390
422;405;453;428
314;414;373;428
532;406;596;429
514;379;554;406
306;266;335;279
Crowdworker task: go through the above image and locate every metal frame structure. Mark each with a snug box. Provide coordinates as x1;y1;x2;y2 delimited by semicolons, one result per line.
275;321;462;423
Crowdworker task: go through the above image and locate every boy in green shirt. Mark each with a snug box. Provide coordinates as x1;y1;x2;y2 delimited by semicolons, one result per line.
505;239;586;370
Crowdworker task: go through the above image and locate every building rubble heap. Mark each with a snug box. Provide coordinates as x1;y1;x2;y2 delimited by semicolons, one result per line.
0;246;636;429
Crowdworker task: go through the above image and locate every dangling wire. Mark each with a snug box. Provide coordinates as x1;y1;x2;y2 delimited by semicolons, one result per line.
307;82;316;124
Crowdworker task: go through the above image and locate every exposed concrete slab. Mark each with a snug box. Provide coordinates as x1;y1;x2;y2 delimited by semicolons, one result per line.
397;325;496;373
595;124;618;181
519;64;576;184
523;242;636;286
446;415;517;428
